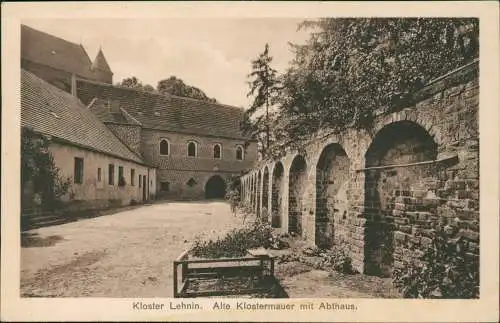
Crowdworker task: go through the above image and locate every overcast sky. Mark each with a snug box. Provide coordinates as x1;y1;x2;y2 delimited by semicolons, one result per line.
24;18;310;108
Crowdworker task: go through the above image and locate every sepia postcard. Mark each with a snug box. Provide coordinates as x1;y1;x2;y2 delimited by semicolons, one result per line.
1;1;499;322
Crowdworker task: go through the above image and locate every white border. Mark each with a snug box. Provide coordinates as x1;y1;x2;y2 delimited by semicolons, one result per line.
2;2;499;322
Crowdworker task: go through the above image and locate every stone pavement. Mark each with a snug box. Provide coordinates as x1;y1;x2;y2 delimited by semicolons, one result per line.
21;201;244;297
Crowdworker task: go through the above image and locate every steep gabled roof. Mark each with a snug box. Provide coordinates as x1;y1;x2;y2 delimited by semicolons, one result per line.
21;69;144;165
92;48;112;72
76;78;250;140
21;25;112;80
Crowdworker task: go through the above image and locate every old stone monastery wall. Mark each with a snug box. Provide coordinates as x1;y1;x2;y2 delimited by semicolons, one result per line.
241;60;479;276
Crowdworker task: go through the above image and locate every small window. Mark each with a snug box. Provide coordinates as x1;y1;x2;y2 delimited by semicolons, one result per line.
97;167;102;182
74;157;84;184
131;169;135;186
118;166;125;186
186;178;197;187
187;141;197;157
159;139;170;156
160;182;170;192
139;174;142;188
108;164;115;185
213;144;222;159
236;145;244;161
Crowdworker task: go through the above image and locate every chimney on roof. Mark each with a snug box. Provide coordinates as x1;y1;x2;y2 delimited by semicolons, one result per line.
104;100;121;114
71;74;77;97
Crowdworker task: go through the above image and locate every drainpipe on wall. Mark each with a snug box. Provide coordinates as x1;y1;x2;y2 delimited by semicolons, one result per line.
71;73;77;97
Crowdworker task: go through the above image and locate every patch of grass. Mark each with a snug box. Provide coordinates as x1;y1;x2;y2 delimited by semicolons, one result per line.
21;233;64;248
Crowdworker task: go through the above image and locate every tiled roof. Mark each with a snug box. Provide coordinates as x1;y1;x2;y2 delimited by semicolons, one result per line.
21;25;108;80
76;79;250;140
21;69;145;165
92;49;112;72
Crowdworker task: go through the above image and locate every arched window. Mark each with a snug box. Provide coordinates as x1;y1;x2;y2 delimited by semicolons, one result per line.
187;141;197;157
236;145;244;161
159;139;170;156
213;144;222;159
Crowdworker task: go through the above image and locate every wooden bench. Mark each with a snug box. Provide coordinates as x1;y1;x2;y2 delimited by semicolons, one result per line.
173;250;280;298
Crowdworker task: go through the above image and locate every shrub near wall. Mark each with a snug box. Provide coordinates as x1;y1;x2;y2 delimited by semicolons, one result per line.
393;226;479;298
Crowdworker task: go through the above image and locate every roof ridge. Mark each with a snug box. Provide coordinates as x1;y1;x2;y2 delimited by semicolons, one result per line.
170;95;244;111
80;44;93;67
104;121;144;160
76;77;243;111
119;107;143;126
22;24;82;50
76;76;162;97
22;24;97;80
22;69;76;102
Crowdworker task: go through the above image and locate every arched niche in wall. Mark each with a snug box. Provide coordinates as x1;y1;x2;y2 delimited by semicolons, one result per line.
315;143;351;249
271;161;284;228
288;155;307;235
363;120;438;277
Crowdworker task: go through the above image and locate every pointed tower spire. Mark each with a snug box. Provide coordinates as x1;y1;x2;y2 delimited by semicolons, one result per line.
92;47;111;72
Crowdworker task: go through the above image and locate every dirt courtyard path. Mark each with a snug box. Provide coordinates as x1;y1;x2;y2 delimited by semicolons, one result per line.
21;201;244;297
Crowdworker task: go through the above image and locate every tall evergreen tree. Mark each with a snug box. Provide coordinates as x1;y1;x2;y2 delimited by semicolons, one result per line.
245;43;281;158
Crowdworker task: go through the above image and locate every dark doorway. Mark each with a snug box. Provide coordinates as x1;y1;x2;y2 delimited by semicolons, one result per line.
262;167;270;218
271;162;284;228
256;171;261;218
315;143;350;249
288;155;307;235
205;175;226;199
142;175;147;201
364;121;438;277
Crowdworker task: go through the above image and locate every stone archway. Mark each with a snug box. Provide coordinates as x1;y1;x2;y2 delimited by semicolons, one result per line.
262;167;270;220
252;175;256;209
271;162;284;228
205;175;227;199
249;175;254;207
288;155;307;235
364;120;438;277
315;143;350;248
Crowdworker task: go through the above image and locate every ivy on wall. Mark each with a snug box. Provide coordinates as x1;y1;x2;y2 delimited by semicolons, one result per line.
21;128;71;211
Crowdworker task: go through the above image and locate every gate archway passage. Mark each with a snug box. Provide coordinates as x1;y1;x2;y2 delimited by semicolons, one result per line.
205;175;227;199
315;144;350;248
364;121;438;277
288;155;307;235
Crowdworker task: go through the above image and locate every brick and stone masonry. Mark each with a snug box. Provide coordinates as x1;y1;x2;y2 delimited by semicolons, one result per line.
241;60;479;276
140;129;257;200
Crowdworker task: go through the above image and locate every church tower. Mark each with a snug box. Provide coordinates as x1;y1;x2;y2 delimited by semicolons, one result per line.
91;48;113;84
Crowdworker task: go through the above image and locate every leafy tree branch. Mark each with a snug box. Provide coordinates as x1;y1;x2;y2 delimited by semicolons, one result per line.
249;18;478;159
